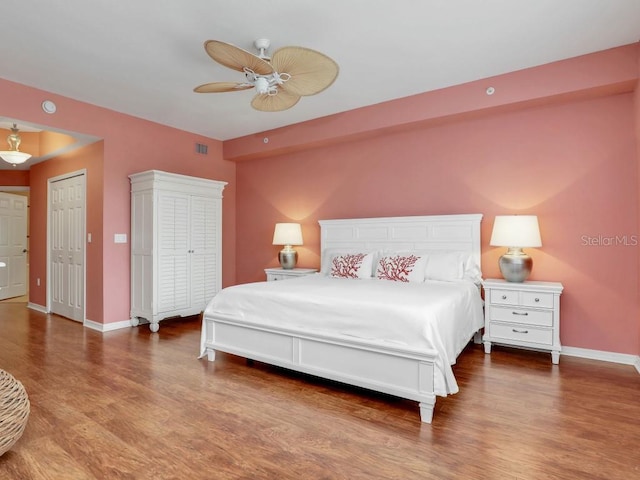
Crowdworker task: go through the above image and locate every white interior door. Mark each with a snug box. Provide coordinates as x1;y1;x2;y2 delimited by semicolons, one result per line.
0;192;28;300
49;173;85;322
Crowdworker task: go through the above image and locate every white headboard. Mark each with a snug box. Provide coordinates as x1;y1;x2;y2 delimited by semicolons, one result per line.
318;214;483;275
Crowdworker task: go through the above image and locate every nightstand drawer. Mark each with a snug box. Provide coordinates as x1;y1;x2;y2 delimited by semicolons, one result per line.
521;291;554;308
490;307;553;327
491;323;553;345
490;289;519;306
265;268;318;282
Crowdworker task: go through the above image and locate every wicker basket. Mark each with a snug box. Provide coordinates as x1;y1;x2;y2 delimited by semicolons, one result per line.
0;369;30;456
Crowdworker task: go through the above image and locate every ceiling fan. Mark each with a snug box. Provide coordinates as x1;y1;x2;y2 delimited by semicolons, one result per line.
194;39;339;112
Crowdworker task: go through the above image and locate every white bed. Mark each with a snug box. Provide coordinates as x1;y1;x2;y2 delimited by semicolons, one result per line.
200;214;484;423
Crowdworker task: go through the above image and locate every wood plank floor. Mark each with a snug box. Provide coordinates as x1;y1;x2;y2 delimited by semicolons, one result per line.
0;304;638;479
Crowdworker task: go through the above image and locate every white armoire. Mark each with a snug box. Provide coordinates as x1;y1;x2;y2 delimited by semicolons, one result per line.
129;170;227;332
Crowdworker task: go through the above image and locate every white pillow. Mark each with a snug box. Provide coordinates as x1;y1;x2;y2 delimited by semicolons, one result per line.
461;253;483;284
323;250;377;279
321;249;377;274
376;253;428;283
424;252;465;281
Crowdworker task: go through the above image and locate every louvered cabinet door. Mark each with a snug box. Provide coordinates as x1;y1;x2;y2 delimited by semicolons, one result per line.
157;192;190;314
189;195;220;311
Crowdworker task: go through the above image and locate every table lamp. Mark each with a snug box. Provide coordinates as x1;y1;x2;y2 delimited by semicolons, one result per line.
272;223;303;269
490;215;542;282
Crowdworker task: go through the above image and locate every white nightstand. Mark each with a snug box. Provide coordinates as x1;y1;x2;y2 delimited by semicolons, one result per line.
482;279;564;364
265;267;318;282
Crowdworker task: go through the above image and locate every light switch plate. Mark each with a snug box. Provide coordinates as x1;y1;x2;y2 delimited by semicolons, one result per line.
114;233;127;244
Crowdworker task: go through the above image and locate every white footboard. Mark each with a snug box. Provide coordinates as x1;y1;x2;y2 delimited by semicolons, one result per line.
202;314;438;423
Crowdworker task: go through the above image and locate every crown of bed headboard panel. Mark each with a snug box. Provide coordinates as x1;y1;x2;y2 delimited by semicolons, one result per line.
318;214;483;274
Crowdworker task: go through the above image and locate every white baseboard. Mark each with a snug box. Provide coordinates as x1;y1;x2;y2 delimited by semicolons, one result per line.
20;304;640;374
27;302;47;314
562;346;640;371
24;306;131;332
83;318;132;332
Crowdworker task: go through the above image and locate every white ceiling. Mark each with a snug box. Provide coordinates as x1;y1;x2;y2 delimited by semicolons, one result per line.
1;0;639;142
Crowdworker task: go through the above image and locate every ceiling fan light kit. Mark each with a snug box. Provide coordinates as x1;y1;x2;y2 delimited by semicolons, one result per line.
194;38;339;112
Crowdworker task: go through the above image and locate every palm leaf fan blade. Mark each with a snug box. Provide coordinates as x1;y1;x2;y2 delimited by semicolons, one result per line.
251;89;301;112
272;47;339;97
194;82;253;93
204;40;274;75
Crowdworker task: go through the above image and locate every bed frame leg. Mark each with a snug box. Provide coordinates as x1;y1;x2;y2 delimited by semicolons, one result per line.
207;349;216;362
473;330;482;344
419;402;435;424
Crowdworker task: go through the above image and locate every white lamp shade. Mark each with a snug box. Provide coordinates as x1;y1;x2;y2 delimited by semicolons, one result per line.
490;215;542;248
272;223;303;246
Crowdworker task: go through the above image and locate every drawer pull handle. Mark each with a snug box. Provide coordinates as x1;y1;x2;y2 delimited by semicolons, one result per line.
512;328;529;334
512;311;529;316
501;295;507;300
535;298;540;302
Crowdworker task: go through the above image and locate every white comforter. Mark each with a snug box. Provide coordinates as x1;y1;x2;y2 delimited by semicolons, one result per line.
201;274;484;396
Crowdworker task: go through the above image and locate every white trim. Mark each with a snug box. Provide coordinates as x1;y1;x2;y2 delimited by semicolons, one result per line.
0;186;30;192
562;346;640;367
83;319;132;332
27;302;47;313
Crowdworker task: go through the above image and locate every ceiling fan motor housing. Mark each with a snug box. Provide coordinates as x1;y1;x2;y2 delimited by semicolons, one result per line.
254;77;270;94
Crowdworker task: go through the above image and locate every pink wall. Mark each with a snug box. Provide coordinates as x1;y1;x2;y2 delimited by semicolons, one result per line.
29;142;105;321
235;45;640;356
0;170;30;187
226;44;639;161
0;78;236;324
1;43;639;357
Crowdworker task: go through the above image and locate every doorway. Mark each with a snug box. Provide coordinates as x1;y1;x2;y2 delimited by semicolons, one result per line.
0;191;28;300
48;171;86;322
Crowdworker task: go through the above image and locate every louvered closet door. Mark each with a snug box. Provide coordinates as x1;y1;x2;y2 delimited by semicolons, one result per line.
157;192;189;314
189;195;218;309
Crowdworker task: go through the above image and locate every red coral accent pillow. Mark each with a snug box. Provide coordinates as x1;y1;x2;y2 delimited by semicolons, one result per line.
330;253;373;279
376;254;427;283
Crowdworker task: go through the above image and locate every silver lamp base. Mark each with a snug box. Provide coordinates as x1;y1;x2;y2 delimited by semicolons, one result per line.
499;247;533;282
279;245;298;270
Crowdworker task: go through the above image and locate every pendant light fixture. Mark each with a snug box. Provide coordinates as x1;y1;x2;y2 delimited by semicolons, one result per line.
0;124;32;166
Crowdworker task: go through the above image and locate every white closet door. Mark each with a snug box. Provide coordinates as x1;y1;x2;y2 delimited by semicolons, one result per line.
0;192;28;300
50;174;85;322
189;195;218;309
157;192;189;314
